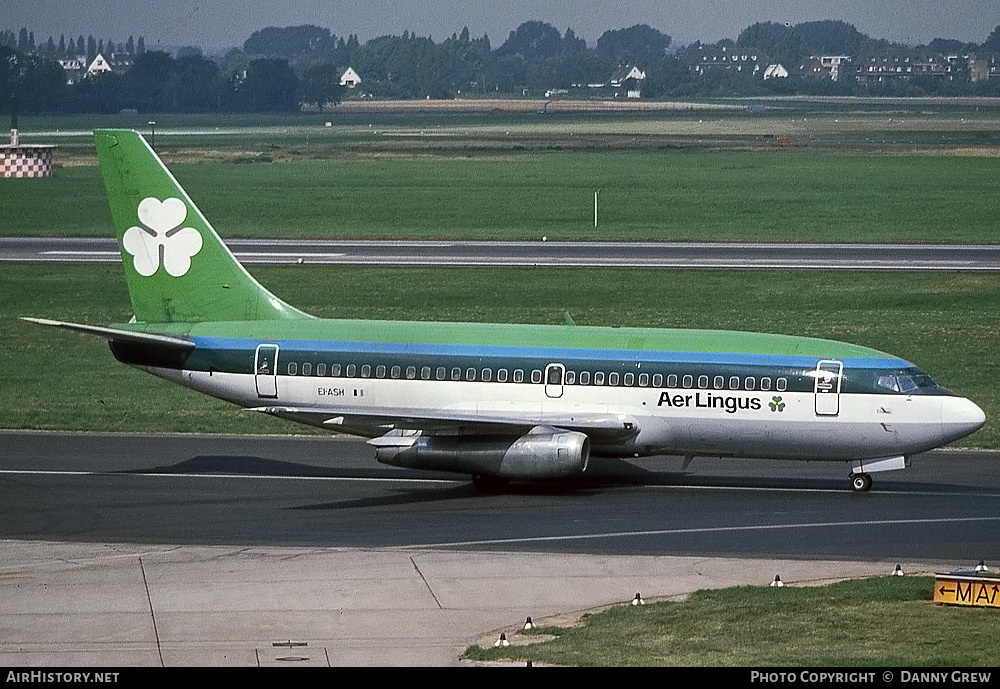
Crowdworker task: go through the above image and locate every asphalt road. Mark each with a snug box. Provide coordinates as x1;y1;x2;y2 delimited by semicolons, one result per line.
3;431;998;561
5;238;1000;270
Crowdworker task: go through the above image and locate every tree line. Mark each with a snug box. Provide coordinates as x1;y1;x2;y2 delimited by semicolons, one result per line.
0;28;146;63
4;20;1000;116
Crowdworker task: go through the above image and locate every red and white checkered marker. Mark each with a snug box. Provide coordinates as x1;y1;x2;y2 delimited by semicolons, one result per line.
1;145;54;178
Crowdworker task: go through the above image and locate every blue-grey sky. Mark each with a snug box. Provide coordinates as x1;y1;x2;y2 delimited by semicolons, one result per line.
4;0;998;52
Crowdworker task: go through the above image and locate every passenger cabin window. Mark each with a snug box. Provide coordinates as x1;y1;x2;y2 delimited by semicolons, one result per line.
346;364;356;377
316;363;326;377
776;378;787;391
565;371;576;385
436;367;446;381
729;376;740;390
666;374;677;388
482;368;492;382
287;362;298;375
594;372;605;385
698;375;709;389
405;366;416;380
302;363;312;376
421;367;431;380
451;367;461;381
608;372;619;386
579;371;591;385
682;375;693;389
531;370;542;384
375;365;386;378
714;376;724;389
624;373;635;386
513;370;524;383
744;377;755;390
391;365;401;379
653;374;664;387
760;377;771;391
638;373;649;387
361;365;371;378
331;364;341;377
498;369;509;383
466;368;476;381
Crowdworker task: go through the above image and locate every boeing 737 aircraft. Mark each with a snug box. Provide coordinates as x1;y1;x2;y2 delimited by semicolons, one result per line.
27;129;986;492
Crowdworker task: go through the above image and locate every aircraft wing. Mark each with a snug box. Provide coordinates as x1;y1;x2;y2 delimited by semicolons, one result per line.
248;404;639;442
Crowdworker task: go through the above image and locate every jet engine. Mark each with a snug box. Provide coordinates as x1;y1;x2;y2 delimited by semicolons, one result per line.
371;426;590;480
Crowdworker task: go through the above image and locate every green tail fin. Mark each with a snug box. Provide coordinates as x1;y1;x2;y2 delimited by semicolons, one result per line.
95;129;311;323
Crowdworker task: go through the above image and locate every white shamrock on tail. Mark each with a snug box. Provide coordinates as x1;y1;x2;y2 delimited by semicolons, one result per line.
122;198;203;277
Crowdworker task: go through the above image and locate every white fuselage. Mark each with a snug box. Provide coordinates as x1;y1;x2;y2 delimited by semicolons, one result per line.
146;364;984;462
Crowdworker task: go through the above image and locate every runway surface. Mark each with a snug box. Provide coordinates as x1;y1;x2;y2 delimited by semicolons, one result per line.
4;432;998;560
5;238;1000;270
3;431;997;666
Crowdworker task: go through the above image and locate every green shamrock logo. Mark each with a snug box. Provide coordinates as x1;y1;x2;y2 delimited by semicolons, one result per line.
769;396;785;412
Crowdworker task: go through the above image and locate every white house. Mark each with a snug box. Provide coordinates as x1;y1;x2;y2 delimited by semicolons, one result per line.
339;67;361;88
87;54;113;77
609;65;646;98
56;57;85;84
763;63;789;80
609;65;646;87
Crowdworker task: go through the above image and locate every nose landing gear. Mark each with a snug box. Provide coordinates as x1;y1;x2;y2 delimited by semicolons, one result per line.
849;456;907;492
850;472;873;492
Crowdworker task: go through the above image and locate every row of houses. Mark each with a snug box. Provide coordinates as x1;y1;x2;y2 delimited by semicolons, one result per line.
54;53;365;89
50;48;998;101
56;53;127;84
685;44;1000;84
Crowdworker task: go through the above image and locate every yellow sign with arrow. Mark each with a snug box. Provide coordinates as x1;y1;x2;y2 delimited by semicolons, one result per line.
934;573;1000;608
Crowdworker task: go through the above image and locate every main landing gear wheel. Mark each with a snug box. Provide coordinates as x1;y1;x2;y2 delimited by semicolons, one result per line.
850;473;873;492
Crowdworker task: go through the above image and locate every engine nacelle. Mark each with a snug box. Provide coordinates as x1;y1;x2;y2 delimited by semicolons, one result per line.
373;426;590;479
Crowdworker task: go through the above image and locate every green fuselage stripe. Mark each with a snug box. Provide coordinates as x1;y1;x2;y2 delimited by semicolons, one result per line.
120;317;897;360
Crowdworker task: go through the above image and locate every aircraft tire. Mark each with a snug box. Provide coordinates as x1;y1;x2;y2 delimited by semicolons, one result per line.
850;473;873;492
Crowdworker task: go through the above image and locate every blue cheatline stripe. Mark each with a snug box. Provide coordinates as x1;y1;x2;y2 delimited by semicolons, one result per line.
192;336;909;370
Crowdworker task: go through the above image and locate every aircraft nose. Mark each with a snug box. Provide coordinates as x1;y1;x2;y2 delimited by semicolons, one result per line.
940;397;986;442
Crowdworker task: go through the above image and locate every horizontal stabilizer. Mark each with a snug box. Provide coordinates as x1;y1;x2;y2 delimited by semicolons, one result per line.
21;317;195;350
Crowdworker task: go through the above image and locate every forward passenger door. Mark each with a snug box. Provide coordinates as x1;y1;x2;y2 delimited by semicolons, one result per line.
814;360;842;416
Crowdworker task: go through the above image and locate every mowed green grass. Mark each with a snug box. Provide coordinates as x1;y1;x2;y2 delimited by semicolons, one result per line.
2;264;996;447
465;576;1000;666
3;152;999;242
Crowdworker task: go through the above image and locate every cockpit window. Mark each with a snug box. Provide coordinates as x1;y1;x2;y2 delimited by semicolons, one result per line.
877;375;900;392
877;370;940;394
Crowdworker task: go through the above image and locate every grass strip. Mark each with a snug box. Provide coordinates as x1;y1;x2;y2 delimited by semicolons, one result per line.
464;576;999;666
3;152;999;242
